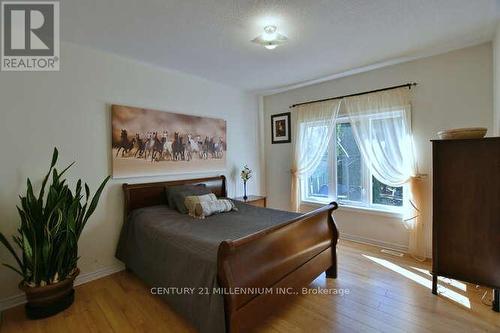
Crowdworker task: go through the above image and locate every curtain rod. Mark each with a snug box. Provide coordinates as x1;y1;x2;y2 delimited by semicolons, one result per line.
289;82;417;109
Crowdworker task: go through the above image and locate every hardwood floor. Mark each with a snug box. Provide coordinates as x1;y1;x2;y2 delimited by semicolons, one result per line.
2;240;499;332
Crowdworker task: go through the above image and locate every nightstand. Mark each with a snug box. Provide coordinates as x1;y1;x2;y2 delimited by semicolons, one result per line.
234;195;267;208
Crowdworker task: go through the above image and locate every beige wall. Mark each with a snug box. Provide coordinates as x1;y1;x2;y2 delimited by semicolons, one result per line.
0;42;261;302
263;43;493;256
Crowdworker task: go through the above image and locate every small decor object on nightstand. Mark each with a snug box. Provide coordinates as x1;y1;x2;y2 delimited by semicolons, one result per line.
240;165;252;201
271;112;291;144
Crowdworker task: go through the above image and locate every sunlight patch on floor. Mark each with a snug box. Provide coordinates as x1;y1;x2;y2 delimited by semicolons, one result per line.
362;254;471;308
410;266;467;292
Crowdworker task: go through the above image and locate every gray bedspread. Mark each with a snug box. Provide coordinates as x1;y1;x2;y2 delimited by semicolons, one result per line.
116;201;300;333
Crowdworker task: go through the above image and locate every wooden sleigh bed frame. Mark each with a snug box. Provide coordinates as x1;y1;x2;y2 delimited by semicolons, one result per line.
122;175;339;333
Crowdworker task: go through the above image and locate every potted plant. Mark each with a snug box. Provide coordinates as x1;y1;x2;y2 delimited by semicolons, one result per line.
240;165;252;201
0;148;110;319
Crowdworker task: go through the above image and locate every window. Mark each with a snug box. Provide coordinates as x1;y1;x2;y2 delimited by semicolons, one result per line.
336;122;364;203
307;151;329;199
303;115;404;212
372;176;403;207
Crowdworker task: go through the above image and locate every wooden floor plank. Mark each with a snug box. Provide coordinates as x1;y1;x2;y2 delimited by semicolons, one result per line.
2;240;499;332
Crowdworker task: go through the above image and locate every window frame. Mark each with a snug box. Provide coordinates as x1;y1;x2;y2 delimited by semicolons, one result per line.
301;113;406;214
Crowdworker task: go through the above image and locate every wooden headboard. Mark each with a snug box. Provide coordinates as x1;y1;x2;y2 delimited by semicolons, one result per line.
123;175;227;216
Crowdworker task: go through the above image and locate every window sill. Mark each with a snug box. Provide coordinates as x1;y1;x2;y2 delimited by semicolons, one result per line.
301;199;403;219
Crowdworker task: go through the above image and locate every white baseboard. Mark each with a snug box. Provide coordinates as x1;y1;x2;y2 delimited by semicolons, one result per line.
74;263;125;287
0;263;124;312
340;233;409;253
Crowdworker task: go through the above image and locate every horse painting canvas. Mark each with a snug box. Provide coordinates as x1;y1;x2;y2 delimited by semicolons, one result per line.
111;105;226;178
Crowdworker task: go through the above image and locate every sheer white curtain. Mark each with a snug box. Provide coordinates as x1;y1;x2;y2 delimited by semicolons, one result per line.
343;87;426;259
290;100;341;212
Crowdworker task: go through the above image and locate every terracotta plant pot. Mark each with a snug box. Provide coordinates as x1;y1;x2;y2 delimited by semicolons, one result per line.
19;268;79;319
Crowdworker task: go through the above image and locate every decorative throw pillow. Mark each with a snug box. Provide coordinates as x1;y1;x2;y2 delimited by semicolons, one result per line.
192;199;238;219
185;193;217;216
165;184;211;214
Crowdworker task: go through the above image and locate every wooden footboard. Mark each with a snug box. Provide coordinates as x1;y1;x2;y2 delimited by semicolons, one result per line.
217;202;339;333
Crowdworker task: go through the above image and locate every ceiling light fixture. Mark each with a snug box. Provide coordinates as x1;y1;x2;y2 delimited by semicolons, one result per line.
252;25;288;50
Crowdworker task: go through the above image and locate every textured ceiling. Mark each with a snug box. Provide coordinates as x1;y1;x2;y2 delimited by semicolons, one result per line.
61;0;500;92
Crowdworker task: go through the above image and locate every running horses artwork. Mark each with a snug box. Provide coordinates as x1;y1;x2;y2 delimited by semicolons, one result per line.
111;105;226;178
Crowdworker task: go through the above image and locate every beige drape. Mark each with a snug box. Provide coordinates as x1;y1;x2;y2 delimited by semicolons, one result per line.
406;176;427;260
290;100;341;212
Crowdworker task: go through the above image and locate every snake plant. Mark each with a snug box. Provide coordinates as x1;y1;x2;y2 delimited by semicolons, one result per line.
0;148;110;287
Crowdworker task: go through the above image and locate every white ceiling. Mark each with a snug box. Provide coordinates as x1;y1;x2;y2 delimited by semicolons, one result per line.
61;0;500;92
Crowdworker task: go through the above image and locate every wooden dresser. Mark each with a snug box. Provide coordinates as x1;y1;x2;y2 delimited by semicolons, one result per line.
432;137;500;312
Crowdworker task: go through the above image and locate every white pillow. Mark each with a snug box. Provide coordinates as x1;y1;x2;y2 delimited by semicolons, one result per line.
192;199;238;219
184;193;217;216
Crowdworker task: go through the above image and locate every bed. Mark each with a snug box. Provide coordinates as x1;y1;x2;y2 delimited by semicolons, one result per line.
116;175;339;333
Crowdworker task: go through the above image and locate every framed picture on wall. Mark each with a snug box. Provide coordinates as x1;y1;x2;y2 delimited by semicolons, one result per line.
111;104;227;178
271;112;291;144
